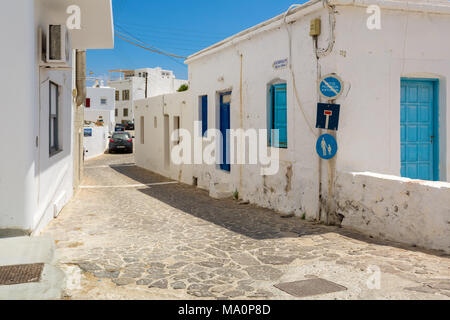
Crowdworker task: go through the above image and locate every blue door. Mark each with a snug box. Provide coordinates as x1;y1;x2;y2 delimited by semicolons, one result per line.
401;79;438;181
220;92;231;172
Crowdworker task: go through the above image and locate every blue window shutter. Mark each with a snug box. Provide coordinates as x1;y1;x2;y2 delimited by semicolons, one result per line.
201;95;208;136
272;84;287;148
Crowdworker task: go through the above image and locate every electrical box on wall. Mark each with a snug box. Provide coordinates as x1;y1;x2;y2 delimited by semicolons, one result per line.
310;18;321;36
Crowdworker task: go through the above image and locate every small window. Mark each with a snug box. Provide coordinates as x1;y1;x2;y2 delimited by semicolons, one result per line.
115;90;120;101
154;116;157;128
85;98;91;108
200;95;207;137
115;108;118;117
122;90;130;101
123;108;129;117
269;83;287;148
49;81;60;155
140;116;145;144
100;98;107;105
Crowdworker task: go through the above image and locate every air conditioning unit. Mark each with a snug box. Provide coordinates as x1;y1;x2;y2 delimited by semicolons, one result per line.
39;24;71;68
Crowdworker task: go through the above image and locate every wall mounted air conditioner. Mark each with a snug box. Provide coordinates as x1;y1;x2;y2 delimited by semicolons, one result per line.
39;24;71;68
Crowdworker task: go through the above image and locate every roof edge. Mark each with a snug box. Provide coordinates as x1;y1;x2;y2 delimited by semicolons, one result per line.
185;0;450;64
185;0;323;64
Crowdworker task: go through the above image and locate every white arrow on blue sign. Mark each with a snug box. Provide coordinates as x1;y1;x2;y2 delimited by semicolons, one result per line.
319;74;343;100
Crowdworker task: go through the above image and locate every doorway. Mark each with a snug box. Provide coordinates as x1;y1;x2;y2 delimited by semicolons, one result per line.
219;92;231;172
401;78;439;181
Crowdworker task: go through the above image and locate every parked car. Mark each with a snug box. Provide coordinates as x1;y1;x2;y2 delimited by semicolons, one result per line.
115;124;125;132
124;120;135;130
109;132;134;154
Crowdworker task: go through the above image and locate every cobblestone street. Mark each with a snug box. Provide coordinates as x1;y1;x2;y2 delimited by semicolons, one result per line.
42;153;450;300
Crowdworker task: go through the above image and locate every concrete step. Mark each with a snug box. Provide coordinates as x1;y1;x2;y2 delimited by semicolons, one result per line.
0;236;55;266
209;182;233;199
0;236;65;300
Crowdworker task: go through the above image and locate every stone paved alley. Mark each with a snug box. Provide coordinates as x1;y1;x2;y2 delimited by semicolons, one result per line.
42;153;450;300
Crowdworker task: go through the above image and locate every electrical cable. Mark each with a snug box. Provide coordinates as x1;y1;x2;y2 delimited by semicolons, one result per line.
283;4;319;138
115;32;188;59
316;0;336;58
114;27;188;68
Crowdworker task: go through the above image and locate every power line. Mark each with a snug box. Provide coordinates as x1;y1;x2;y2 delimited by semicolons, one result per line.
115;20;229;38
114;27;188;67
115;24;214;48
115;32;188;59
115;26;199;52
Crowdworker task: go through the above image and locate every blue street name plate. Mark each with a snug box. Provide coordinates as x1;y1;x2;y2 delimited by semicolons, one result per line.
316;103;340;131
319;74;343;100
273;58;288;70
316;134;338;160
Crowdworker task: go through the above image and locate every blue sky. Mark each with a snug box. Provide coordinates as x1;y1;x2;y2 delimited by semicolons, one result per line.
87;0;307;82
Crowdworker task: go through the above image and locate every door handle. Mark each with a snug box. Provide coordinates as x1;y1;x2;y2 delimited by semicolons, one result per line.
431;136;434;144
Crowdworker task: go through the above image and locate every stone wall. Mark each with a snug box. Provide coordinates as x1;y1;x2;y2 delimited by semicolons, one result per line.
335;172;450;253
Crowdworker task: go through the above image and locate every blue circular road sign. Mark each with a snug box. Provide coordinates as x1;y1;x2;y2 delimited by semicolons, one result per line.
316;134;338;160
319;74;343;100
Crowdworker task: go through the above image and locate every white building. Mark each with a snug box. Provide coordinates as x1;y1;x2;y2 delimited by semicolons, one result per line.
0;0;114;235
85;82;116;132
108;67;187;124
84;83;116;159
135;0;450;253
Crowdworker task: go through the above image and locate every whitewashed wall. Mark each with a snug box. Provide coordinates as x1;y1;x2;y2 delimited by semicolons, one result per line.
0;0;113;234
86;87;115;111
187;5;332;218
133;2;450;252
335;172;450;253
186;4;450;221
333;5;450;181
0;1;75;234
134;92;194;184
84;126;108;160
0;0;38;232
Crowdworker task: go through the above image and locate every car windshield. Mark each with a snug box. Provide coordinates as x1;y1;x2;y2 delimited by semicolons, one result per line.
112;133;130;140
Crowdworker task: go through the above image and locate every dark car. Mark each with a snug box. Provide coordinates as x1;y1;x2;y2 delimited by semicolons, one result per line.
109;132;134;154
124;121;135;130
115;124;125;132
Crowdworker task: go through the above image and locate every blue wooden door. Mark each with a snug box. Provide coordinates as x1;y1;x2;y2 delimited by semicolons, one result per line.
220;92;231;172
401;79;438;181
272;84;288;148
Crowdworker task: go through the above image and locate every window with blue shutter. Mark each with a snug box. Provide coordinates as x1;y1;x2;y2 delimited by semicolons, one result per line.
201;95;208;136
270;84;287;148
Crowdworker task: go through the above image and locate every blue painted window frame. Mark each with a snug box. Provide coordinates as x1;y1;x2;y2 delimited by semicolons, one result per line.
401;77;440;181
200;95;208;137
269;83;288;149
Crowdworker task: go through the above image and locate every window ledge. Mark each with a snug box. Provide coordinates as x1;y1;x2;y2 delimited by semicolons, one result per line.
49;149;63;158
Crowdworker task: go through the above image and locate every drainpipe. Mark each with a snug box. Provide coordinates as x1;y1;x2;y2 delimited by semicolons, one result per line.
313;0;338;225
239;53;244;198
76;50;86;107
